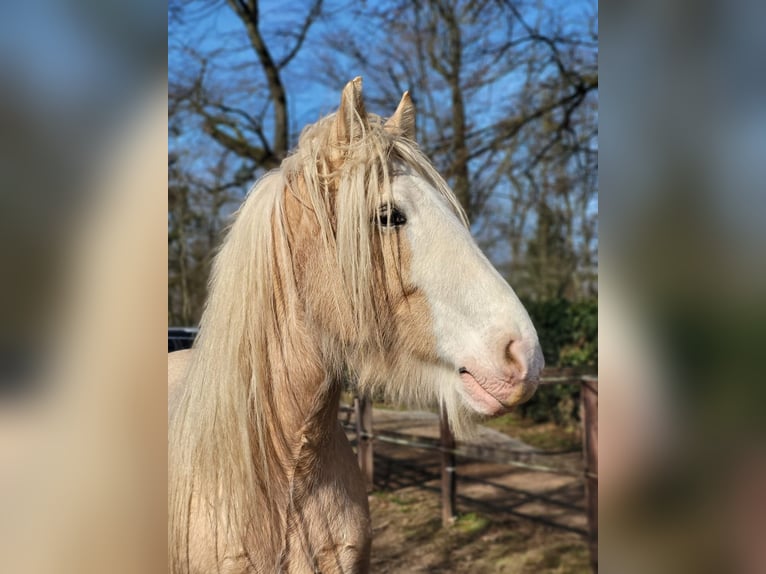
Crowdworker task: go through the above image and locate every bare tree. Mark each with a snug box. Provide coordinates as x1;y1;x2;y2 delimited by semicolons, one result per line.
316;0;598;299
168;0;325;324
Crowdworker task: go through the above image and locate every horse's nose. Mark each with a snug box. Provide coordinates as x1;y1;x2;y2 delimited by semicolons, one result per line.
505;338;542;381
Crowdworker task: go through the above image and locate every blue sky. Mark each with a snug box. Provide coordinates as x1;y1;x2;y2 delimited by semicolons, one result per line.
170;0;595;137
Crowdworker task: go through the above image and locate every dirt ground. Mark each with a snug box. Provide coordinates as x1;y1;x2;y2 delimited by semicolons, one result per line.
347;409;592;573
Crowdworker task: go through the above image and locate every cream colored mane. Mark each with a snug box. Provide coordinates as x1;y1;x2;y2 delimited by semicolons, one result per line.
168;101;468;571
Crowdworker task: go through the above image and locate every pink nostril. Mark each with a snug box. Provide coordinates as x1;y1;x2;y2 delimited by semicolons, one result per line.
504;340;515;364
505;340;529;379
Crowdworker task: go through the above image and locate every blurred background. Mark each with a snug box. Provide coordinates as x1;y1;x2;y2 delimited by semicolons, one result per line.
0;2;166;573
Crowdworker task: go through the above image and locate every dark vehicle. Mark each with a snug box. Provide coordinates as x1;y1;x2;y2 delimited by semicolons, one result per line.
168;327;198;352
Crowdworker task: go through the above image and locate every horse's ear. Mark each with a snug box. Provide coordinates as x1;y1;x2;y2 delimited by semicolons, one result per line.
332;76;369;146
385;91;416;140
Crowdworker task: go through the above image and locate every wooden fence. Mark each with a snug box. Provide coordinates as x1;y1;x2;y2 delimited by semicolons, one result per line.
344;371;598;573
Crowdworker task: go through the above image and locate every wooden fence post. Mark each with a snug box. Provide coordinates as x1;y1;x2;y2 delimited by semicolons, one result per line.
355;396;374;487
581;377;598;573
440;406;457;526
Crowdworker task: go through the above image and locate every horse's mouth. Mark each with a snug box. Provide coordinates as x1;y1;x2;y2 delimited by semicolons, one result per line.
457;367;512;416
457;366;539;416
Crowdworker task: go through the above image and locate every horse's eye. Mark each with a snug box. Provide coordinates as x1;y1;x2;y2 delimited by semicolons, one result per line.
375;205;407;228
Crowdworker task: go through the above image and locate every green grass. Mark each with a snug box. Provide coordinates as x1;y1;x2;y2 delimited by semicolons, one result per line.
372;491;413;508
454;512;491;536
519;542;592;573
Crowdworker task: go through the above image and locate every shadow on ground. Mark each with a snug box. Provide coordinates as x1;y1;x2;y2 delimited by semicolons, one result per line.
347;409;592;573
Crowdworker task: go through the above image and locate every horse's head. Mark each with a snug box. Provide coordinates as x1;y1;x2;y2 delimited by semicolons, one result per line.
281;78;543;428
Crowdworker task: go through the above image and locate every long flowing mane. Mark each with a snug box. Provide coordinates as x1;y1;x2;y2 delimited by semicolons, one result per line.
168;111;468;571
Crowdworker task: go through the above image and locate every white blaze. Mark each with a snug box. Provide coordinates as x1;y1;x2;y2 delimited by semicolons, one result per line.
392;169;544;390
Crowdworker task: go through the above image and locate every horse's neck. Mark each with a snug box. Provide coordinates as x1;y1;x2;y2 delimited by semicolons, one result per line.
263;321;343;470
272;357;370;573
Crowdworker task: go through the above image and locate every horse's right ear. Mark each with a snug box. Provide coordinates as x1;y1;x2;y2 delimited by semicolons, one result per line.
385;91;416;140
332;77;369;147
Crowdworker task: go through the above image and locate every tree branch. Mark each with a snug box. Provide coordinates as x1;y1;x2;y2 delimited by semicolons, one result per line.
226;0;288;157
277;0;323;69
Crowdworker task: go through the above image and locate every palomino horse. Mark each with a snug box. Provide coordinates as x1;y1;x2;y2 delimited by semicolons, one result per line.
168;78;544;573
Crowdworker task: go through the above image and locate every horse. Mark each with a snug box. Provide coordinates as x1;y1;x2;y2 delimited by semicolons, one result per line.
168;77;544;574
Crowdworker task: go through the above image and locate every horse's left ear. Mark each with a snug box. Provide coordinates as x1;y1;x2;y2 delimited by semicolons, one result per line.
332;77;369;147
385;91;416;140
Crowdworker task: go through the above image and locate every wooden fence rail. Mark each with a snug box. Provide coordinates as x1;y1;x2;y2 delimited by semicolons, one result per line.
345;373;598;573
